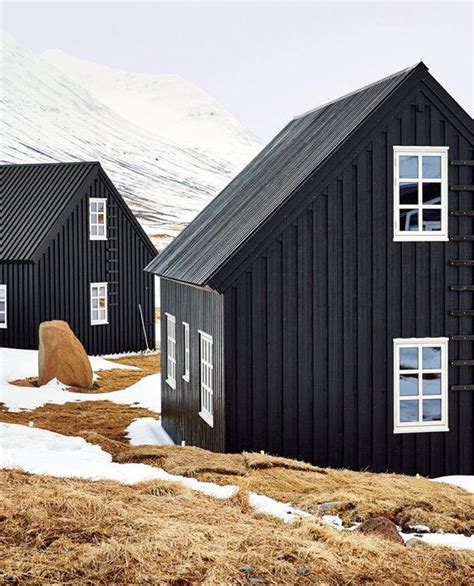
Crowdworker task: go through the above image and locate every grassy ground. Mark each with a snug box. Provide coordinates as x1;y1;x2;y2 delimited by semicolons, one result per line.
1;469;473;585
1;353;473;583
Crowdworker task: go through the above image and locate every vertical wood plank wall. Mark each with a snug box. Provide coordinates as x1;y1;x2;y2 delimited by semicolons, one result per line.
160;278;225;452
0;174;155;354
224;87;473;476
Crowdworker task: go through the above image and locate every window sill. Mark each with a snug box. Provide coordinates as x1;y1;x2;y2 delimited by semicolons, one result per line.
90;236;108;241
393;425;449;434
91;321;109;326
199;410;214;428
393;235;449;242
0;325;7;329
182;374;190;383
166;377;176;390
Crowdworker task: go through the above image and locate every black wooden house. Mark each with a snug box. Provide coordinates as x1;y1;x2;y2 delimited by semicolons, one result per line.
1;161;156;355
146;63;474;476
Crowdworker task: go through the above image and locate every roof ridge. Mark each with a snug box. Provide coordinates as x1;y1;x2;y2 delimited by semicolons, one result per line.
293;62;424;121
0;160;100;169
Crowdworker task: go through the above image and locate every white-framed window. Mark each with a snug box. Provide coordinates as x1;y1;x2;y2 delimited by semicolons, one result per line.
182;322;190;382
393;337;449;434
90;282;108;325
89;198;107;240
198;331;214;427
0;285;7;329
393;146;449;241
165;313;176;389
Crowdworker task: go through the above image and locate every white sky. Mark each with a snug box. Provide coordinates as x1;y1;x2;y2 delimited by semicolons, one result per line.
2;0;472;141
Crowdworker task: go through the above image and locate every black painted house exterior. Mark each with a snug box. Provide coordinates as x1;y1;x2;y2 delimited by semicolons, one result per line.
1;161;156;355
147;64;474;476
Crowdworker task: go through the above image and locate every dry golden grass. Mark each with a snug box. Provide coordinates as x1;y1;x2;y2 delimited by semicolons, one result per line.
10;352;160;394
1;469;472;585
0;401;157;443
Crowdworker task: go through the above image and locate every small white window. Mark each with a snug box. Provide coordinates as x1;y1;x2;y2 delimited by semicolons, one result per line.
0;285;7;329
199;331;213;427
393;146;449;241
394;338;449;433
90;282;108;325
182;322;190;382
165;313;176;389
89;198;107;240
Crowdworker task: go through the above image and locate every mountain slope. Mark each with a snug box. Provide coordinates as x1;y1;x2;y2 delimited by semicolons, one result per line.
0;32;262;249
43;50;261;168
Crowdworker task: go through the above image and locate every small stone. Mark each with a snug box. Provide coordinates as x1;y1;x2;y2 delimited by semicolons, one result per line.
317;501;341;511
357;516;405;545
406;537;429;548
297;567;310;576
239;565;254;573
249;579;265;585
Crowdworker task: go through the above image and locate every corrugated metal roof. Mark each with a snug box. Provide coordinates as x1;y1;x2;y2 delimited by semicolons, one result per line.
1;161;98;261
146;64;421;287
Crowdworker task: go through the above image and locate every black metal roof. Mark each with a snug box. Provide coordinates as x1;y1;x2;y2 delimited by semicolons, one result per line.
145;63;423;288
1;161;156;262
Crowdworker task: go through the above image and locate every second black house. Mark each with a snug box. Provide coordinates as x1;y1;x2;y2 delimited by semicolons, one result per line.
0;161;156;355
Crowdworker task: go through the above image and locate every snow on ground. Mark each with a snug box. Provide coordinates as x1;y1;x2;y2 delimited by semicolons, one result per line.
0;423;310;522
126;417;174;445
432;475;474;493
400;531;474;551
0;348;160;413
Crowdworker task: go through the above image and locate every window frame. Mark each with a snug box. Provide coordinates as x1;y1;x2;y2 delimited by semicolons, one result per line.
393;146;449;242
393;337;449;434
165;313;177;389
89;197;107;241
0;284;7;329
198;330;214;427
90;282;108;325
182;321;190;382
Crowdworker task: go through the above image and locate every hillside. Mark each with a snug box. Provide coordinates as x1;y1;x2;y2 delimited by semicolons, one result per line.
0;31;262;249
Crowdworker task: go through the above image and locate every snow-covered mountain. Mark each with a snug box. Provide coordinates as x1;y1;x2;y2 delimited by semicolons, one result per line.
43;50;260;169
0;31;262;249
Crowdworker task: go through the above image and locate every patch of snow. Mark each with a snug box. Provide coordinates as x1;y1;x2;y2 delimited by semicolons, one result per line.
432;475;474;493
0;347;160;413
248;493;310;523
126;417;174;446
400;530;474;551
408;524;430;533
321;514;344;530
0;423;235;499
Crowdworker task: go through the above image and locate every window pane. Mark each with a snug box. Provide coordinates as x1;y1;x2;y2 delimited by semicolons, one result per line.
399;209;418;231
422;156;441;179
422;346;441;369
92;298;99;309
423;399;441;421
422;209;441;231
422;183;441;205
400;182;418;205
400;400;419;422
400;374;418;396
422;373;441;395
400;347;418;369
0;289;5;300
98;213;104;224
399;156;418;178
0;315;5;324
90;202;97;212
99;286;106;296
91;226;98;236
0;301;4;312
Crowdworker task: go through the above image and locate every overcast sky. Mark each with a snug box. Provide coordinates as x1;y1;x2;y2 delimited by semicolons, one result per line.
2;1;473;141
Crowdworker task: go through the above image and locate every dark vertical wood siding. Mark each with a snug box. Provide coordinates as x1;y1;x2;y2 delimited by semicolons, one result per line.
160;278;225;452
0;263;35;348
224;87;473;476
1;174;155;355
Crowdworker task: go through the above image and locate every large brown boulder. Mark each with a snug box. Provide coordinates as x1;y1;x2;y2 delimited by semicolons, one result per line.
357;516;405;545
38;320;93;389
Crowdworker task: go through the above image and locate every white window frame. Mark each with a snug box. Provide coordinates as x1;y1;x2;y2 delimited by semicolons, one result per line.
89;197;107;241
182;322;190;382
198;330;214;427
393;337;449;434
0;284;7;329
393;146;449;242
90;282;108;325
165;313;176;389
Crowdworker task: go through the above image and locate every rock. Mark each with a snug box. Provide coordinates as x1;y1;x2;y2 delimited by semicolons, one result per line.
406;537;429;548
38;320;93;388
317;501;342;511
357;516;405;545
